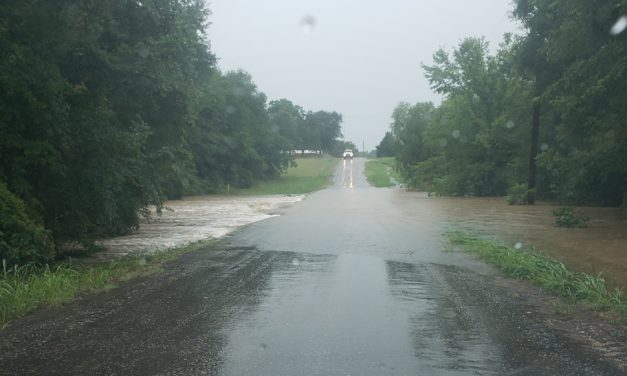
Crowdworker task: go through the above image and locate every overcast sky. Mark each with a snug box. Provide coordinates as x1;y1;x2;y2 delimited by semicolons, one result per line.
207;0;521;151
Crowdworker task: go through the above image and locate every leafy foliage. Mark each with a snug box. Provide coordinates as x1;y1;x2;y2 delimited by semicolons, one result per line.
381;0;627;208
0;1;346;263
506;183;532;205
0;183;53;265
552;207;590;228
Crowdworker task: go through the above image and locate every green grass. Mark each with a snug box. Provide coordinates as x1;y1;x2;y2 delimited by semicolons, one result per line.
0;239;216;329
447;231;627;321
364;157;400;187
232;157;339;195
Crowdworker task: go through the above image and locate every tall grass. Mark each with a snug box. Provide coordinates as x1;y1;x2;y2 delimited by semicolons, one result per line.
448;231;627;321
0;239;215;328
364;159;392;187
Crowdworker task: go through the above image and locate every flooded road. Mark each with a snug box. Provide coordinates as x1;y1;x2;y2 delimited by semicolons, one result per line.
1;158;624;375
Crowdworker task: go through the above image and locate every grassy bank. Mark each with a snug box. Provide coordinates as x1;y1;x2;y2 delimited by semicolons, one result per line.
232;157;338;195
0;239;215;329
448;231;627;321
364;157;399;187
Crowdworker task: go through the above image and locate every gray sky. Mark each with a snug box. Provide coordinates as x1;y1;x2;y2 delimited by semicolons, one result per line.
207;0;521;151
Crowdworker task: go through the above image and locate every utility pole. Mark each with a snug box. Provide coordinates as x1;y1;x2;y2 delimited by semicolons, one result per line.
362;140;365;158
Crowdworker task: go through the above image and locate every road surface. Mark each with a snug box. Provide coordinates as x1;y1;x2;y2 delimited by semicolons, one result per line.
0;158;623;375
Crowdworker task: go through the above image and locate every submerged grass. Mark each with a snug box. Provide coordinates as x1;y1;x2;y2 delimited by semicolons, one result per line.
364;157;399;187
447;231;627;321
232;157;339;195
0;239;215;329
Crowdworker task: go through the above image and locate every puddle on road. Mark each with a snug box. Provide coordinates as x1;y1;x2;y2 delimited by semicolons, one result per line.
220;252;504;375
401;194;627;288
94;195;303;261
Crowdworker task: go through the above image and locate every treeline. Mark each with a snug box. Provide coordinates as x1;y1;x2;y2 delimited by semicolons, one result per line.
379;0;627;208
0;0;346;265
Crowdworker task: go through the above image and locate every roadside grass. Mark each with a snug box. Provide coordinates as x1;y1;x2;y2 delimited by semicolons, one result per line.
0;239;216;329
447;231;627;322
232;157;339;195
364;157;399;187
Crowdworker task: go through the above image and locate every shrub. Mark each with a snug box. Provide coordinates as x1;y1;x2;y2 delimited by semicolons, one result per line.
552;206;589;228
506;183;531;205
0;183;54;265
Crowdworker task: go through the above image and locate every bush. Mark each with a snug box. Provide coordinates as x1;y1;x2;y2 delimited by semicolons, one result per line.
552;206;590;228
0;183;54;265
506;183;531;205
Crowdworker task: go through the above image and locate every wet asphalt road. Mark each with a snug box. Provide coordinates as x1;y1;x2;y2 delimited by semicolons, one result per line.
0;158;623;375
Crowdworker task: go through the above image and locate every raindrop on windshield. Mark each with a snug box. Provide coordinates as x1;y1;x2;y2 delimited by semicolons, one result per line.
514;242;523;250
138;47;149;58
505;120;515;129
610;15;627;35
452;130;460;138
540;143;549;152
299;15;316;35
291;258;301;266
438;139;448;147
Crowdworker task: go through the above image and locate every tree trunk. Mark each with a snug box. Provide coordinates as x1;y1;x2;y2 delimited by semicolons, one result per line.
527;94;540;205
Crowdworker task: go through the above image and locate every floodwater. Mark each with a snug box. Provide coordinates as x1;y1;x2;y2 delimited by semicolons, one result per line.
405;195;627;289
1;157;624;375
94;194;304;261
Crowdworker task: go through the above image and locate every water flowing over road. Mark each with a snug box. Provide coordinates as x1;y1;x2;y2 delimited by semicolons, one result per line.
0;158;624;375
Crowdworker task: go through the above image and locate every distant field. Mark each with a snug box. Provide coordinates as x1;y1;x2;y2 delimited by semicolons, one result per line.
364;157;400;187
232;157;339;195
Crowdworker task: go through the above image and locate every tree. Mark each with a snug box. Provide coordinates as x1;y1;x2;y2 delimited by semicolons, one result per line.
376;132;396;158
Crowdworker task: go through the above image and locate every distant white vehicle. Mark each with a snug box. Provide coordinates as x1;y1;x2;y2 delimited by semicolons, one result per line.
342;149;354;159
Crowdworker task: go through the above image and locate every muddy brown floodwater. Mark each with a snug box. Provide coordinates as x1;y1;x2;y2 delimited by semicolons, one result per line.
402;194;627;289
92;195;304;262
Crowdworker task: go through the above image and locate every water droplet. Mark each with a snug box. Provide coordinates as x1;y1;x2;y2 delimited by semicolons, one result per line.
138;47;149;58
139;256;147;265
540;143;549;152
438;139;448;147
610;15;627;35
505;120;515;129
291;258;300;266
452;130;460;138
225;105;236;115
299;15;316;35
459;135;468;143
514;242;523;250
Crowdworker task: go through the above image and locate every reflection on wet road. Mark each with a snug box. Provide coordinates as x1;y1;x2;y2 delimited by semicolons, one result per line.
0;158;623;375
341;158;354;188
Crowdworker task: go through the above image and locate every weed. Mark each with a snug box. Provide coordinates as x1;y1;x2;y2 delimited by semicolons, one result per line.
447;231;626;321
364;159;393;187
505;183;532;205
552;206;589;228
0;238;216;329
